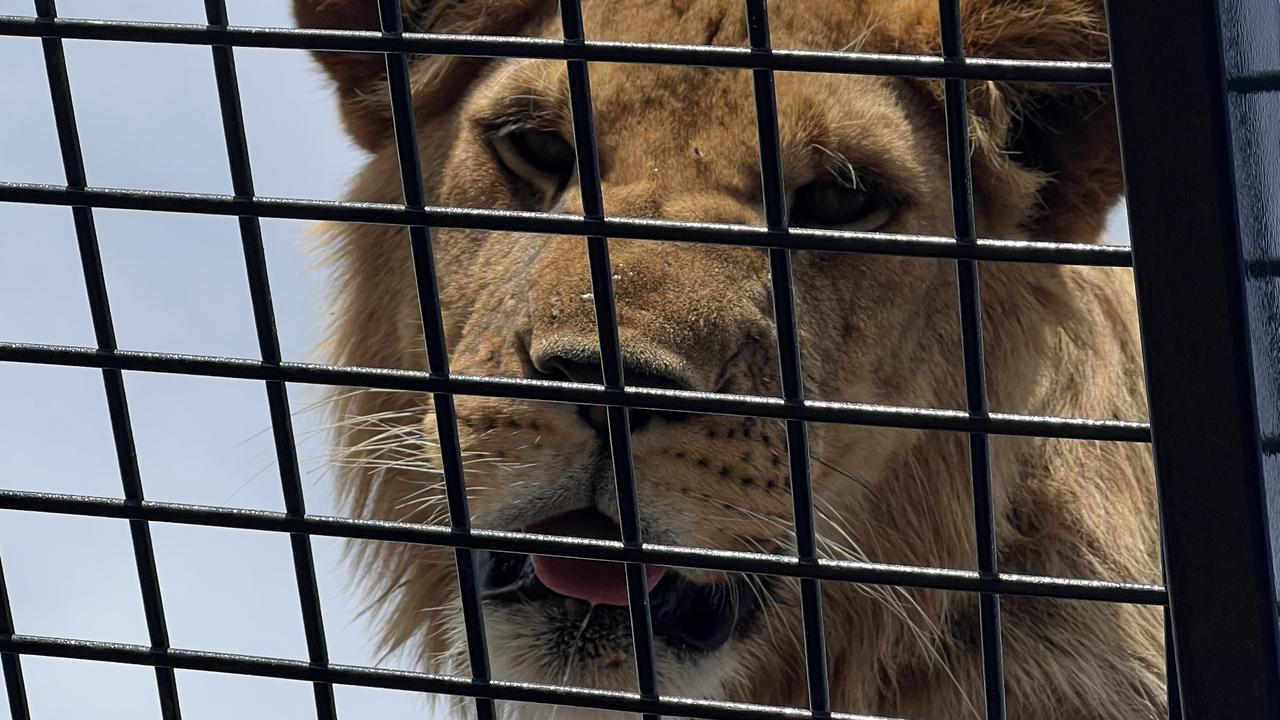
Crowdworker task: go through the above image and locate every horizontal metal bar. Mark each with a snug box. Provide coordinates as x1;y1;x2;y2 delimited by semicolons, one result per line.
0;342;1151;442
1228;71;1280;94
0;634;902;720
0;15;1112;84
0;490;1167;604
0;182;1132;267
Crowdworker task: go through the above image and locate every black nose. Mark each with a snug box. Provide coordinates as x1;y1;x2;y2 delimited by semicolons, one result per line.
541;357;690;434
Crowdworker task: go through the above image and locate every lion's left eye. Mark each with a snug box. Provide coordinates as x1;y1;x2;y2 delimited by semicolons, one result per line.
790;180;883;228
492;125;577;192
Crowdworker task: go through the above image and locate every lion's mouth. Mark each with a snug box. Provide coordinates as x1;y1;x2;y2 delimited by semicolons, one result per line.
476;509;760;654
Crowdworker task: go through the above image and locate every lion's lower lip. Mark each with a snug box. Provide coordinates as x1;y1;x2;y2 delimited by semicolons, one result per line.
476;550;760;653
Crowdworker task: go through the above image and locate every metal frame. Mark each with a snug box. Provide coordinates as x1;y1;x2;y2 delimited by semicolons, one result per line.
0;0;1275;718
1107;0;1280;716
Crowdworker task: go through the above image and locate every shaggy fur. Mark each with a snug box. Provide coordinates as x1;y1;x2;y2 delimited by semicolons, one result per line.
296;0;1164;717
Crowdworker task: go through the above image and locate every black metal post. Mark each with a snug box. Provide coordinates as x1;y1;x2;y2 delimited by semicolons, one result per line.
374;3;495;720
202;1;338;717
1107;0;1280;716
31;1;182;717
555;2;663;716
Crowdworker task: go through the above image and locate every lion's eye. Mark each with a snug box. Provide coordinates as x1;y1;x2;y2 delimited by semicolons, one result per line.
790;180;883;228
492;125;576;191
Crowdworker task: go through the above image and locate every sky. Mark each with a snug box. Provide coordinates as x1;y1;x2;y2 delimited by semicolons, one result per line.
0;2;1132;718
0;0;433;717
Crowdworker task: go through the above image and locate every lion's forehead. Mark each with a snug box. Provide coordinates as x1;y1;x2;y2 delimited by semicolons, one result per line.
574;0;890;50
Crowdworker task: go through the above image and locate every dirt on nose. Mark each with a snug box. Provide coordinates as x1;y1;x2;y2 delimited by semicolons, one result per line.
527;236;772;393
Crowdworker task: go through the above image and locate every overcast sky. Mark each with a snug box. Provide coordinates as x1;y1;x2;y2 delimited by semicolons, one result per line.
0;0;434;717
0;2;1132;718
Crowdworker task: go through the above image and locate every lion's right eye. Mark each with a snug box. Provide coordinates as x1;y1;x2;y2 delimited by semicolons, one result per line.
492;125;577;194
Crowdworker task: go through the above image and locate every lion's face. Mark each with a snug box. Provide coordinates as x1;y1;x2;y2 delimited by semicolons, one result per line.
430;48;962;697
301;0;1158;716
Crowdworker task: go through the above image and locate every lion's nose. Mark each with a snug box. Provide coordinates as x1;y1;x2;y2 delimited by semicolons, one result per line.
526;237;773;430
538;354;692;434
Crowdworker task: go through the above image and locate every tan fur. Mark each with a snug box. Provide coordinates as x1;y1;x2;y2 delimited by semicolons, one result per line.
296;0;1163;717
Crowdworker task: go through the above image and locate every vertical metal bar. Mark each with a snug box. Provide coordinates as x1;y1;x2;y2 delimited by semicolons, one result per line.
1163;604;1183;720
0;552;31;720
555;3;660;716
1106;0;1280;716
31;2;182;717
374;4;495;718
741;2;830;714
202;2;338;718
934;2;1006;717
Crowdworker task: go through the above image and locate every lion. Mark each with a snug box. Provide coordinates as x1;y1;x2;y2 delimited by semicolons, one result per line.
294;0;1165;717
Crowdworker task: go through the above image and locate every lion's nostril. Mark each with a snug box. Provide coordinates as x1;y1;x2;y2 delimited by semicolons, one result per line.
576;404;614;435
541;356;691;435
543;358;605;386
572;403;672;434
543;358;688;392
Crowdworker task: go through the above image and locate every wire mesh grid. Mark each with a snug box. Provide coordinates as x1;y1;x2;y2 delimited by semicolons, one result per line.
0;0;1203;718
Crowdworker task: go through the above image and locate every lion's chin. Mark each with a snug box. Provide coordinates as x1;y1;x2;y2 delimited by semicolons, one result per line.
483;601;642;692
477;608;748;720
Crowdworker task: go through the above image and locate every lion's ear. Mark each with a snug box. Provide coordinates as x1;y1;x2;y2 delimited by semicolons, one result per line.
294;0;549;152
894;0;1122;240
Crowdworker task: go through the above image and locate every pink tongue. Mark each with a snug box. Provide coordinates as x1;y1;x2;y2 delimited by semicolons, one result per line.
528;510;667;607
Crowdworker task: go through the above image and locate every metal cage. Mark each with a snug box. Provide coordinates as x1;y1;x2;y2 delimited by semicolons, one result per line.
0;0;1277;718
